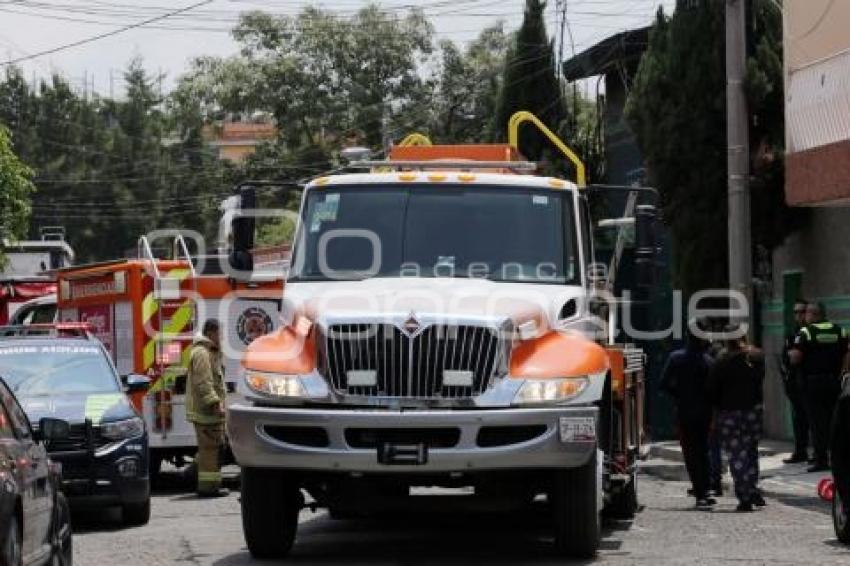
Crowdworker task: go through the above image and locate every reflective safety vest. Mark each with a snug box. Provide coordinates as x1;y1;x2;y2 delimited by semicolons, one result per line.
796;322;848;377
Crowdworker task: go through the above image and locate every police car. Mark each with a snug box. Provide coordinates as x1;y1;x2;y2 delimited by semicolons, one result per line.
0;324;151;526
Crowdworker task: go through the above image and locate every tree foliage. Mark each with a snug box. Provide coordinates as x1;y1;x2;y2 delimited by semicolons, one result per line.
626;0;790;296
175;6;435;150
0;3;605;262
745;0;797;252
493;0;566;161
0;123;35;248
0;61;230;262
433;24;509;142
174;5;518;168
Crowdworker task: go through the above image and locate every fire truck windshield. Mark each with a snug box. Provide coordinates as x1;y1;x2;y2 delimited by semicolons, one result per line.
289;184;580;284
0;343;120;396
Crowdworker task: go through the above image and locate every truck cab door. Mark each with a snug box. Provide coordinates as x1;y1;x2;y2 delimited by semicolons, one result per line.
225;181;303;280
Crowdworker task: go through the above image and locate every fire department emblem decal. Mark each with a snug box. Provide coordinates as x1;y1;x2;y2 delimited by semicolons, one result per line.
236;307;273;345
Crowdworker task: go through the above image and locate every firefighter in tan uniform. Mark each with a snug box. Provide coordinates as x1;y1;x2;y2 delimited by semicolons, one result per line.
186;319;229;497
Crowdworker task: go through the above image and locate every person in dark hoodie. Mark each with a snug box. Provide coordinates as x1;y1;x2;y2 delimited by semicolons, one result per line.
708;333;766;512
661;325;716;508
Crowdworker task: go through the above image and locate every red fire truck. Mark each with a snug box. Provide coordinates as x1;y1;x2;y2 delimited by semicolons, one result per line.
55;182;293;475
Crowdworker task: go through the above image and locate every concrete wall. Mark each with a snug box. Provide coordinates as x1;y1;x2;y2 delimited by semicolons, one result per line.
785;0;850;72
771;209;850;293
761;207;850;438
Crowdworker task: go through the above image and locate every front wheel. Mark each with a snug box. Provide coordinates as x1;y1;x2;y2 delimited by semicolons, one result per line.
50;493;73;566
835;488;850;544
550;452;601;558
241;468;303;559
604;468;638;520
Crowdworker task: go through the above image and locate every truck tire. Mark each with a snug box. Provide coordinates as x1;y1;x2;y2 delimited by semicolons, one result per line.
241;468;303;559
551;452;600;558
834;488;850;544
123;499;151;527
605;469;638;520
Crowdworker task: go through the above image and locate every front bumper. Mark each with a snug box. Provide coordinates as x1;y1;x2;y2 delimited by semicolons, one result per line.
51;436;150;507
228;403;598;473
61;476;149;507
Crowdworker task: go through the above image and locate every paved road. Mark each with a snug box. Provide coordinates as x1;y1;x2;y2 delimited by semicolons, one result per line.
73;472;848;565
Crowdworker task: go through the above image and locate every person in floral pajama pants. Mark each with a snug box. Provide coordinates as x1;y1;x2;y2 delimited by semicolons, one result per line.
708;336;766;512
717;407;763;505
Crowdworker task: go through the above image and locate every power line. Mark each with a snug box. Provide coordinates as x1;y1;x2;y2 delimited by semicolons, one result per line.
0;0;213;66
0;0;646;36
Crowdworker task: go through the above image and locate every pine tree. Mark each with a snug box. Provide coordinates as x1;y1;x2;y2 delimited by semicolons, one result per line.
626;0;790;297
492;0;566;160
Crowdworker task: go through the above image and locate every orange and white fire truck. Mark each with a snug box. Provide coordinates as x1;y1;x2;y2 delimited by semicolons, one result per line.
227;112;657;558
54;186;291;474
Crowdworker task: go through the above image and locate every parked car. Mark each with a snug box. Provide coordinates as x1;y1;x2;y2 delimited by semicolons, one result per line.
0;376;73;565
829;377;850;543
0;324;151;526
8;294;57;326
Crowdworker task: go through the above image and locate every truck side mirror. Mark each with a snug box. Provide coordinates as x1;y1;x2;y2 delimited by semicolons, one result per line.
38;418;70;442
635;204;658;288
122;373;152;393
229;186;257;272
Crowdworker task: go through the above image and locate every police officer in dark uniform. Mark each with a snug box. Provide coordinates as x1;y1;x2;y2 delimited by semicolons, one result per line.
781;300;810;464
791;302;848;472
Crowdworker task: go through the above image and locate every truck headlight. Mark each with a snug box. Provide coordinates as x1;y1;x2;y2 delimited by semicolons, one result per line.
245;371;306;398
101;417;145;440
513;377;589;405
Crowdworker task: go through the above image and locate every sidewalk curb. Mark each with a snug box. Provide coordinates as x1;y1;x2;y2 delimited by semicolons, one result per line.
641;447;828;503
639;458;689;482
648;439;792;463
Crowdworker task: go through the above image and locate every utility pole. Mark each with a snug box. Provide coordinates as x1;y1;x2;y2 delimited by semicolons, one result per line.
726;0;753;336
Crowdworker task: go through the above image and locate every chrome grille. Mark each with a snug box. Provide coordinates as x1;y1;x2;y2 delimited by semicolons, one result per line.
321;323;503;398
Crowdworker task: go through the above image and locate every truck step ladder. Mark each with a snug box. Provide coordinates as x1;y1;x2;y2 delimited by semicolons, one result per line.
137;234;199;440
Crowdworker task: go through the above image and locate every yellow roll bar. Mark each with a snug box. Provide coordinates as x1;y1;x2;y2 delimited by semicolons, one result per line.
398;133;433;147
508;111;587;187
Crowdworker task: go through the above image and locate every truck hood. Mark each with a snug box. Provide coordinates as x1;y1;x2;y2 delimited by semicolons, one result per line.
19;391;135;426
281;278;586;332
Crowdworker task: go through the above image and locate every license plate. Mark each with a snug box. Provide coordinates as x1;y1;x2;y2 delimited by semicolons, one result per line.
559;417;596;443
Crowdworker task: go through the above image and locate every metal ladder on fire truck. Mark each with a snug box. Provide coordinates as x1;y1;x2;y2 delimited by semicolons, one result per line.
137;234;198;440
